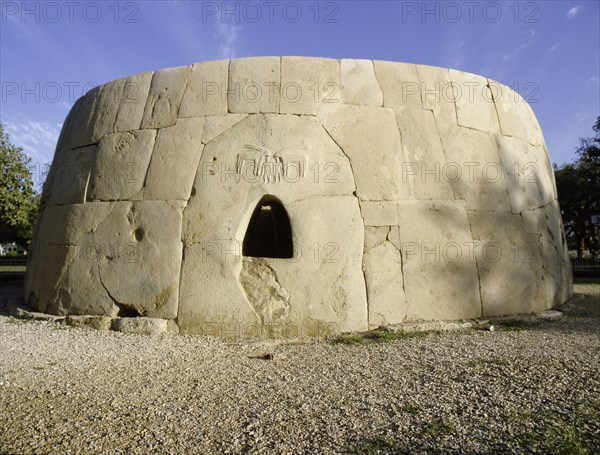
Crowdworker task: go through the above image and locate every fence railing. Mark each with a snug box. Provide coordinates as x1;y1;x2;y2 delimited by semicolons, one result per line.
570;257;600;276
0;257;27;276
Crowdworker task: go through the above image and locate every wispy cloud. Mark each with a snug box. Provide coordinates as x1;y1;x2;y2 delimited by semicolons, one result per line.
4;119;61;167
567;6;582;19
216;21;240;59
547;44;558;53
502;29;536;62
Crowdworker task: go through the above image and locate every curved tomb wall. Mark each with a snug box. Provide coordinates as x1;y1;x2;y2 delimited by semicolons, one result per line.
24;57;573;337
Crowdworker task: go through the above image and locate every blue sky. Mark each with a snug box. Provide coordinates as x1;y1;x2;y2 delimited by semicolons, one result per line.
1;0;598;188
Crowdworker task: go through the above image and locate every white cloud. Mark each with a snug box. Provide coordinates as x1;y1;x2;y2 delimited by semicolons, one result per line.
4;119;61;167
216;21;240;59
547;44;558;53
567;6;581;19
502;29;536;61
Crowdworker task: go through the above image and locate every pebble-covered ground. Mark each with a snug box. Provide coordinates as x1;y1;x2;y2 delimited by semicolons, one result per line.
0;281;598;454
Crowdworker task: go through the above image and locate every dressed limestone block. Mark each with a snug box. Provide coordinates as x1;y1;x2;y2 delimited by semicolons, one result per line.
88;130;157;201
62;87;101;150
179;195;366;336
90;77;126;143
398;199;482;321
179;59;229;117
364;226;390;251
373;60;421;110
280;56;341;115
359;200;398;226
37;203;114;246
488;79;545;147
144;117;205;201
437;122;510;211
340;59;383;106
48;201;182;318
47;145;97;206
140;65;191;129
395;108;454;200
228;57;280;114
182;114;355;247
497;135;555;213
247;196;367;335
449;69;500;134
202;114;248;144
363;241;407;327
416;65;457;124
29;244;80;314
318;104;400;201
468;210;548;316
114;71;153;132
178;241;261;336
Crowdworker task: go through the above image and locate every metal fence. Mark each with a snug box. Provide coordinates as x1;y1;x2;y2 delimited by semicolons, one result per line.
570;257;600;276
0;257;27;277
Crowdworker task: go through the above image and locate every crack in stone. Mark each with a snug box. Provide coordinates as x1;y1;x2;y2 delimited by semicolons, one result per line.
465;210;484;318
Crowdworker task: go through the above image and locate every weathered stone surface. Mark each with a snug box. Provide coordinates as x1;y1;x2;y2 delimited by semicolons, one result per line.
62;87;101;150
66;315;113;330
364;226;390;251
141;65;191;129
202;114;248;144
114;71;153;133
179;60;229;117
488;79;545;147
363;241;406;327
41;201;182;319
88;130;157;201
416;64;457;124
144;117;205;201
26;57;572;338
319;104;400;201
397;199;482;321
340;59;383;106
228;57;280;114
360;201;398;226
280;56;341;115
396;107;454;200
497;135;555;213
373;60;421;110
182;114;354;247
179;195;367;336
437;122;510;211
90;78;126;143
468;210;548;316
47;145;97;206
111;317;168;334
449;69;500;134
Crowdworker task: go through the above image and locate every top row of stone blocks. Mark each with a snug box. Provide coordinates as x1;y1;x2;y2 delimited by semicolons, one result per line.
58;57;544;153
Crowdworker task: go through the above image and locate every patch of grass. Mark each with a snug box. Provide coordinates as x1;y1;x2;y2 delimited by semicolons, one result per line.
424;417;456;439
573;277;600;286
32;366;44;371
509;408;598;454
496;319;540;331
468;358;509;367
331;329;430;345
347;436;409;455
401;404;421;414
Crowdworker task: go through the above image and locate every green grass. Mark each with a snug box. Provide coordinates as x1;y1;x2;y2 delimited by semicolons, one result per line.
331;329;430;345
468;357;510;367
0;265;26;272
424;417;456;439
573;277;600;285
346;436;409;455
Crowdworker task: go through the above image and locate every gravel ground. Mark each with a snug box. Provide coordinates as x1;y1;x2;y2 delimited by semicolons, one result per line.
0;281;598;454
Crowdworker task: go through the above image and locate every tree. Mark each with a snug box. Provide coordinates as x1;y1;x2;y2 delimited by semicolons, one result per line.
555;116;600;257
0;122;40;249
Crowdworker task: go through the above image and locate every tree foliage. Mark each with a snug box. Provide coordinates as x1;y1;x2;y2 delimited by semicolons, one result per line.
555;116;600;257
0;122;40;249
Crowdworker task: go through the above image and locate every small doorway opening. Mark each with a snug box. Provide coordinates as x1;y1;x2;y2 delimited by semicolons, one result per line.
242;195;293;259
